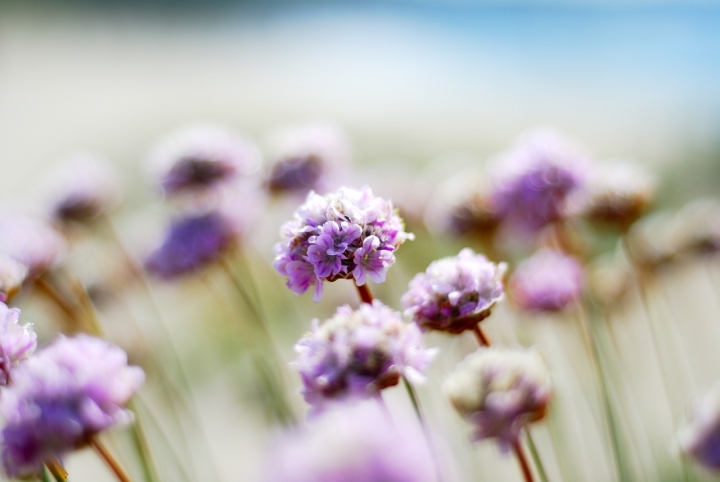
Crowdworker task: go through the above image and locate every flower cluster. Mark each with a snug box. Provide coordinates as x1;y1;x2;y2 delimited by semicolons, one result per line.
509;249;584;313
0;303;36;386
0;335;144;478
490;128;590;233
678;384;720;471
266;403;435;482
443;347;551;451
274;186;413;301
402;248;506;333
294;301;435;411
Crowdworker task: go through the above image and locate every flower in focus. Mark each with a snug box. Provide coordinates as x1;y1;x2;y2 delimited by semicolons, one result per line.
402;248;506;333
509;249;583;313
490;128;590;234
0;302;36;386
0;334;144;478
0;254;28;303
273;186;413;301
149;124;261;197
266;123;350;195
265;402;436;482
678;384;720;471
0;213;66;277
40;153;120;223
568;159;655;229
443;347;551;451
294;301;436;411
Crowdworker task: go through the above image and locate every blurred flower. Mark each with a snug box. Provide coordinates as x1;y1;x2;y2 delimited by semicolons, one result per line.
402;248;506;333
490;128;590;234
0;254;28;303
0;334;144;478
149;124;261;197
294;301;436;411
40;153;120;223
266;123;350;195
670;199;720;257
0;303;36;386
443;347;551;451
509;249;583;312
0;213;66;277
587;250;634;308
273;186;413;301
625;210;679;271
568;159;655;229
678;384;720;471
424;168;500;238
265;402;436;482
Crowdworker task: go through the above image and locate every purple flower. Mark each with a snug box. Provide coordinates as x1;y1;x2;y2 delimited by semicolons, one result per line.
0;213;66;277
266;123;350;195
294;301;436;412
443;347;551;451
402;248;506;333
273;186;413;301
0;335;144;478
0;303;36;386
490;128;590;234
678;385;720;471
145;211;236;279
265;403;436;482
509;249;583;313
148;124;260;197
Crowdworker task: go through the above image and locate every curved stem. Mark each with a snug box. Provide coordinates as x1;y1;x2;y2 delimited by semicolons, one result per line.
355;283;374;304
92;437;133;482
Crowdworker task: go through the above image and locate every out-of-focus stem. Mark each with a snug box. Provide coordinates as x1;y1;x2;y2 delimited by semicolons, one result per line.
525;430;550;482
512;440;536;482
92;437;133;482
127;399;162;482
403;377;444;482
44;457;68;482
472;325;491;347
355;283;374;304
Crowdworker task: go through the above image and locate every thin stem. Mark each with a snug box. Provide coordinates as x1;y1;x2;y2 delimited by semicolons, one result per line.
512;440;536;482
403;376;424;425
92;437;133;482
524;430;550;482
355;283;374;304
34;277;78;327
127;399;162;482
375;394;394;424
44;457;68;482
403;377;444;482
472;325;491;347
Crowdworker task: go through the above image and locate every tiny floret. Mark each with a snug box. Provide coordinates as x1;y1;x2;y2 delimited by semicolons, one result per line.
0;335;144;478
443;347;551;451
0;302;36;386
294;301;436;411
678;384;720;471
402;248;506;333
274;186;413;301
509;249;583;313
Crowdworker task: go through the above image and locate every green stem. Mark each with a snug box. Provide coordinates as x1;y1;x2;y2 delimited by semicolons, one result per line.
402;377;444;482
524;430;550;482
127;399;162;482
44;457;67;482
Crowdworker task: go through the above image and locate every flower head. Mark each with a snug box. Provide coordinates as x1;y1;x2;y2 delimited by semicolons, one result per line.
294;301;436;411
266;403;436;482
40;153;120;223
443;347;551;451
0;303;36;386
0;335;144;478
678;384;720;471
509;249;583;313
402;249;506;333
149;124;260;197
266;123;350;195
0;254;28;302
274;186;413;301
490;128;590;233
0;213;66;277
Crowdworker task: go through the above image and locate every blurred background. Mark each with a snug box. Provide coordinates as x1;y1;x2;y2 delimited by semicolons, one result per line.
2;0;720;481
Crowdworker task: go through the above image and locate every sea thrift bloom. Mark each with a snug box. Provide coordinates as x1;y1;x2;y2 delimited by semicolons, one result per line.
274;186;413;301
678;384;720;470
294;301;436;411
40;153;120;223
149;124;260;196
670;199;720;257
625;211;679;270
569;159;655;229
266;123;350;195
0;335;144;478
0;213;66;277
490;128;590;233
0;303;36;386
0;254;28;302
402;248;506;333
443;347;551;451
509;249;583;312
266;403;436;482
